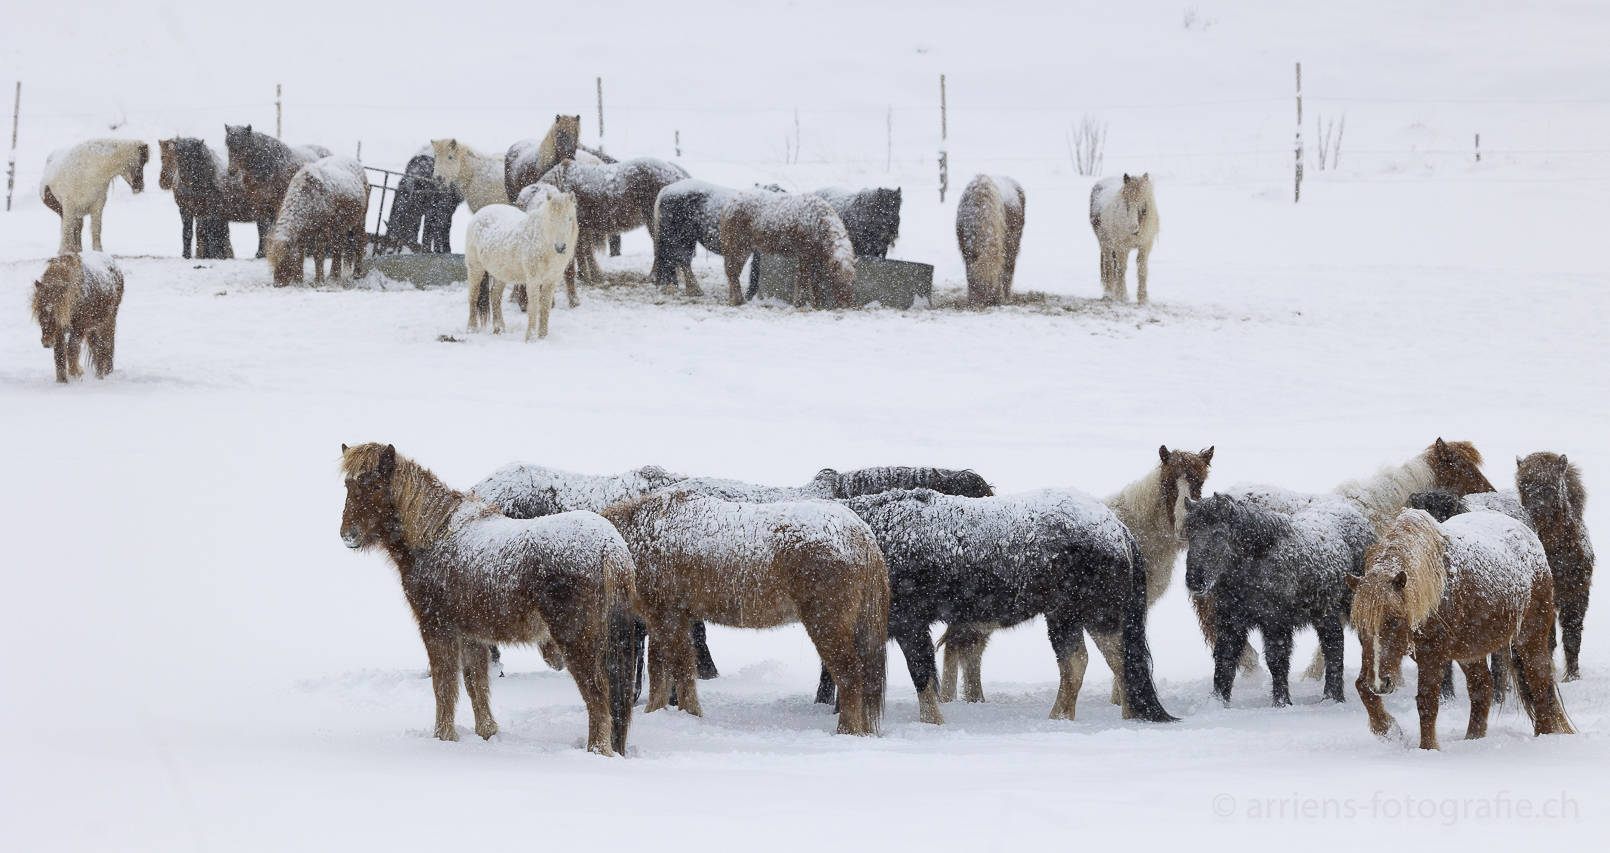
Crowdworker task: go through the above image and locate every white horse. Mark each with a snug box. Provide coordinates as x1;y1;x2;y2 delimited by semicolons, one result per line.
464;184;579;341
431;139;509;213
41;139;149;254
1089;173;1160;302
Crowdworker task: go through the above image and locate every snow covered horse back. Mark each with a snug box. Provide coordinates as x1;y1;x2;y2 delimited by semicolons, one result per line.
266;156;369;286
31;252;124;383
431;139;509;213
601;490;889;735
224;125;328;254
1349;508;1572;749
338;443;639;755
1089;173;1158;302
463;183;580;340
956;175;1025;306
1516;451;1594;681
504;115;581;200
473;464;689;518
718;193;856;308
538;157;690;284
840;487;1175;725
814;186;902;259
1183;491;1375;706
40;138;148;254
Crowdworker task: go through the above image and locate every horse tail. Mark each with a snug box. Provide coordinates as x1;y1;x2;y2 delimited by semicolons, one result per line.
1120;533;1177;722
853;547;890;735
602;543;638;755
1505;644;1576;736
474;273;491;326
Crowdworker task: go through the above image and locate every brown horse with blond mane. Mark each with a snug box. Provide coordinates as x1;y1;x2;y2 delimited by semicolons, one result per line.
1349;507;1572;750
601;490;889;735
338;443;638;755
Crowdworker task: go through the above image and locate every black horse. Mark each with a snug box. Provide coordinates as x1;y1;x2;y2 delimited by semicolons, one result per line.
815;186;901;258
1183;492;1375;706
166;138;258;259
829;488;1175;724
383;153;461;254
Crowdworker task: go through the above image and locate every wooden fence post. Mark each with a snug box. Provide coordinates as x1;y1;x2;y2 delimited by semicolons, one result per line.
276;84;282;139
1475;133;1481;163
1294;63;1302;203
939;74;948;202
5;82;18;212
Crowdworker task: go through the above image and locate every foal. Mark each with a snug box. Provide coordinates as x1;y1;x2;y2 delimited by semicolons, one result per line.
31;252;124;383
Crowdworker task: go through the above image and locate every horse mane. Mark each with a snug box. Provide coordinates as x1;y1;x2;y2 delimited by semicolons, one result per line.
1352;508;1447;635
340;443;470;551
1332;446;1439;534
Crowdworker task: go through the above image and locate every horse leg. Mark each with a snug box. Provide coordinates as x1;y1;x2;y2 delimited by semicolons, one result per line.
490;277;507;335
691;621;719;680
420;627;463;741
564;258;579;308
1519;606;1573;736
1091;629;1128;707
51;335;69;383
1356;642;1396;737
65;331;85;379
181;209;194;259
1561;593;1586;682
466;264;486;331
1316;615;1348;702
459;641;499;740
796;599;869;734
890;617;942;724
1046;610;1087;720
311;233;326;283
959;632;988;703
648;612;701;716
1264;626;1294;707
1112;248;1130;302
1440;660;1457;702
90;198;105;252
814;664;838;706
550;620;617;755
1210;616;1248;705
531;277;554;341
680;263;702;297
1458;659;1493;741
255;218;269;259
1414;657;1446;749
1098;244;1112;299
1136;244;1151;303
723;248;748;307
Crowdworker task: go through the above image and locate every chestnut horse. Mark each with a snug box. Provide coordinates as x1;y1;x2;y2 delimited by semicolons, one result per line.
1516;452;1594;681
338;444;638;755
1349;508;1572;749
31;252;123;383
267;157;369;286
718;193;856;308
601;490;888;735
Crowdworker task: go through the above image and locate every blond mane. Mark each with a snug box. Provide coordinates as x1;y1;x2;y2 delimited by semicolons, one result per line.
340;443;472;551
31;255;82;333
1351;508;1447;636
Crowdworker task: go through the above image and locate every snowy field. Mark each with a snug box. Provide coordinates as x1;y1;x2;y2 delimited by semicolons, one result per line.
3;2;1610;850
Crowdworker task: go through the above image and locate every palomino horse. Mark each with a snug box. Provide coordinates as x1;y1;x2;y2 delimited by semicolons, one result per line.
1350;508;1572;749
939;446;1211;707
956;175;1026;306
837;487;1175;725
267;157;369;286
601;490;889;735
505;115;581;200
539;157;691;284
1089;173;1159;302
1516;452;1594;682
718;193;856;308
224;125;329;257
41;138;148;254
1183;491;1375;706
338;443;638;755
464;183;579;340
31;252;123;383
160;137;257;259
431;139;510;213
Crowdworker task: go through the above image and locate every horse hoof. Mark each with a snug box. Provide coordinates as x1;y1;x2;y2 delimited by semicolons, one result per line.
435;727;459;742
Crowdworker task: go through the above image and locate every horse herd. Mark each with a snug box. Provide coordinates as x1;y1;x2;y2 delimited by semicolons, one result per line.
337;438;1591;756
26;116;1166;372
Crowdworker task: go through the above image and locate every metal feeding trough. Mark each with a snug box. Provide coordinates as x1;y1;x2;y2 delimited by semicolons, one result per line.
365;253;468;289
753;255;934;309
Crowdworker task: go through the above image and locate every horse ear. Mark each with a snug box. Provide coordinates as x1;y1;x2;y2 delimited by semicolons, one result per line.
378;444;396;478
1392;571;1408;590
1123;173;1132;184
341;443;348;453
245;125;251;134
1345;574;1361;592
1158;445;1171;464
1201;446;1215;464
1560;454;1569;467
1434;437;1450;457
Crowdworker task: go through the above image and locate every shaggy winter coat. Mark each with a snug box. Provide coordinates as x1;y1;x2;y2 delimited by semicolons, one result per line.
266;156;369;286
41;138;148;254
1089;173;1159;302
956;175;1025;306
31;252;124;383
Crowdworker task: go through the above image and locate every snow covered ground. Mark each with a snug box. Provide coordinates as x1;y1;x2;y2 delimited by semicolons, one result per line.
3;2;1610;850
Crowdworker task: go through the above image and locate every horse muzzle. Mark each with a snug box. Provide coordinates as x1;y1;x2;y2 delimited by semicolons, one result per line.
1369;675;1398;696
340;530;365;549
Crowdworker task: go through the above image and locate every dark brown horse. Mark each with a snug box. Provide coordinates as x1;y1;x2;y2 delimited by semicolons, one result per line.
1350;508;1572;749
160;137;259;259
538;157;690;283
1516;452;1594;681
224;124;330;257
338;443;638;755
601;490;888;735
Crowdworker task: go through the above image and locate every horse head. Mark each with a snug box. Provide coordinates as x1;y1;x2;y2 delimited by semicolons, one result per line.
1429;438;1494;497
340;443;399;550
551;114;580;161
1116;174;1153;237
430;139;464;190
127;142;149;193
1159;445;1214;531
158;139;178;191
1516;451;1585;524
871;187;902;250
1347;565;1413;696
224;124;253;177
30;255;79;348
1182;492;1283;594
